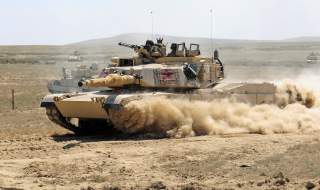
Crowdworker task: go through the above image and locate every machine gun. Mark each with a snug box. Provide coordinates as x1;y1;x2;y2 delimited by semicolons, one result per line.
119;40;167;60
118;42;142;51
118;42;153;59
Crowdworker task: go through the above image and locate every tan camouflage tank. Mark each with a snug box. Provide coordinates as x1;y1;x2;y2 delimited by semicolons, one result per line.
40;39;276;134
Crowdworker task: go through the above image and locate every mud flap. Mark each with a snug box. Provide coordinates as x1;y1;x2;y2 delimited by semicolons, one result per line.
40;101;55;108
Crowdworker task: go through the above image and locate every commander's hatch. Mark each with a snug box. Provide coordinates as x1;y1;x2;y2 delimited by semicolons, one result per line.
186;44;200;57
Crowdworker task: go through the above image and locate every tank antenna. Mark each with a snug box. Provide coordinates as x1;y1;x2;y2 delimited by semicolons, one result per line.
210;9;214;59
150;10;154;41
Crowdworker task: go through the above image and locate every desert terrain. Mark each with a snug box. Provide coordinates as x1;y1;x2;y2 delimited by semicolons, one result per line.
0;34;320;190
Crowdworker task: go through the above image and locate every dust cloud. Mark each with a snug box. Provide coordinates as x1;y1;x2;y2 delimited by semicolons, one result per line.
109;79;320;138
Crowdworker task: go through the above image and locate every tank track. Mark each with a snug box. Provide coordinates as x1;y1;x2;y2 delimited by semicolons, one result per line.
45;106;81;134
45;105;117;135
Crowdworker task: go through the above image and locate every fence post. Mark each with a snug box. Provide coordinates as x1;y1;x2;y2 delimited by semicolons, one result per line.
11;89;15;110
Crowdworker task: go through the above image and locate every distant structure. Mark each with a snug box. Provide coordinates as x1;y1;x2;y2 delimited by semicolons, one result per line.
307;52;320;64
68;51;83;62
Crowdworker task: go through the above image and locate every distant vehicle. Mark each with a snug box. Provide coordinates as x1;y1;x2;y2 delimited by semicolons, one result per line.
47;63;102;93
307;52;320;64
68;51;83;62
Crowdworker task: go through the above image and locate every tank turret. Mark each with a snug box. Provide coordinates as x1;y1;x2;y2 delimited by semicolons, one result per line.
81;39;224;90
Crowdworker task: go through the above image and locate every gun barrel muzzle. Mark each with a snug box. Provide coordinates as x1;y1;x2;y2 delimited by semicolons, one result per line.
78;81;85;87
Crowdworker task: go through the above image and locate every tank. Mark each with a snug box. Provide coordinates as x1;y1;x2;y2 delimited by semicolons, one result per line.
47;63;105;93
68;51;83;62
40;39;276;134
307;52;320;64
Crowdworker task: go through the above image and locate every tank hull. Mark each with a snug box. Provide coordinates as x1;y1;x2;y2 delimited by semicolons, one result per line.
40;83;276;134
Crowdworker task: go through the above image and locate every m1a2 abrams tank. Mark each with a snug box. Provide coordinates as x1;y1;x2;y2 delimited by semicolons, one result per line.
47;63;102;93
40;38;276;134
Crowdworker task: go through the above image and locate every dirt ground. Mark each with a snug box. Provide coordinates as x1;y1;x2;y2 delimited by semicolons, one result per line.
0;117;320;190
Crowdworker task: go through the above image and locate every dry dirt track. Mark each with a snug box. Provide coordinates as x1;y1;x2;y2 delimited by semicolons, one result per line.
0;113;320;190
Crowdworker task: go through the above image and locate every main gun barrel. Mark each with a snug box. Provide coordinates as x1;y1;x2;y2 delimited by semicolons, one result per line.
78;74;137;88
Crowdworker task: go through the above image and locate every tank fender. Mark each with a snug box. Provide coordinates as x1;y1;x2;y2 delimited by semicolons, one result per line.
40;94;62;108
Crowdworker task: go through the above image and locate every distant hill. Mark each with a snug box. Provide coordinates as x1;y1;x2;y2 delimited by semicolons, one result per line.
66;33;320;52
55;33;320;57
284;36;320;42
63;33;267;56
66;33;258;48
1;34;320;55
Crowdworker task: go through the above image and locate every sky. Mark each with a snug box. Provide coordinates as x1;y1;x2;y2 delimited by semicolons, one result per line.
0;0;320;45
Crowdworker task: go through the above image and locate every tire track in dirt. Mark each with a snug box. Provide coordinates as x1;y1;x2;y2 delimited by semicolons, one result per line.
0;134;319;189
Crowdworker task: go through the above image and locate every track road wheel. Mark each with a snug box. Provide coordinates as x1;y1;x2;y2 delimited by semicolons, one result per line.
76;119;119;136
